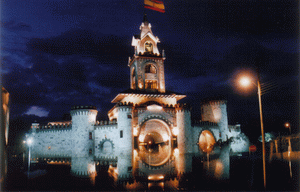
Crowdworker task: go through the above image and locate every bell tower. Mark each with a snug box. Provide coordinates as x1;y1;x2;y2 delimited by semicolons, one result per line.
129;14;166;93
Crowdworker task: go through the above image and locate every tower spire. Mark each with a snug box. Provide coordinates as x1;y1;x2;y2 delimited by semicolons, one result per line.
143;13;148;24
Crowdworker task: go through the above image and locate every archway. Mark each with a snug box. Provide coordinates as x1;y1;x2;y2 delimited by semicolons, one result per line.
199;130;216;153
138;119;171;166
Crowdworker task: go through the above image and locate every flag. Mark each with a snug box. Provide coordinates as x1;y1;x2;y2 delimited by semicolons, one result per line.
144;0;165;13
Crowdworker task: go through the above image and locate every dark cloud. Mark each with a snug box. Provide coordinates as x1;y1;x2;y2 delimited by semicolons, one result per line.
26;30;131;89
166;0;298;38
27;29;131;59
2;20;32;32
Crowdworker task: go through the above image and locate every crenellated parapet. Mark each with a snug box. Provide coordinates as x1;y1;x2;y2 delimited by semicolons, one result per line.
71;170;95;177
201;99;227;106
94;155;118;161
139;114;173;127
175;103;191;112
31;122;72;132
34;153;72;158
116;101;134;107
36;129;72;134
192;120;218;127
95;120;117;126
70;105;98;118
94;124;117;130
37;156;71;163
71;105;97;110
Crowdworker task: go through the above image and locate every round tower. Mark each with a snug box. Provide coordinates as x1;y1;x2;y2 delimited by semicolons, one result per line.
70;106;97;177
175;103;192;174
201;100;229;141
115;102;133;177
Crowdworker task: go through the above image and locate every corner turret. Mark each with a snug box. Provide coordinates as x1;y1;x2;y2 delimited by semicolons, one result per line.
70;105;98;177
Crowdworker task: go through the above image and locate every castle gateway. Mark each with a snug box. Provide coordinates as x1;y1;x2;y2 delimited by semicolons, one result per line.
26;15;249;182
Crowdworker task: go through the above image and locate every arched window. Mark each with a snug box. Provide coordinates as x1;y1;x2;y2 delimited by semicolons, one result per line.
132;68;136;88
145;64;157;74
145;80;157;90
199;130;216;153
102;141;113;154
145;42;153;53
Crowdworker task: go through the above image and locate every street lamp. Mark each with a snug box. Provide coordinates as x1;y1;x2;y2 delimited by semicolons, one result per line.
284;122;291;135
27;138;33;178
239;75;266;190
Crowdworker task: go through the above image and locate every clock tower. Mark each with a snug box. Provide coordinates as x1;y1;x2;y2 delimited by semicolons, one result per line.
129;14;165;93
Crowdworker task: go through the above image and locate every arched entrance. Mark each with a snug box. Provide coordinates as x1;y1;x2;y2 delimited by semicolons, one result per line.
138;119;172;166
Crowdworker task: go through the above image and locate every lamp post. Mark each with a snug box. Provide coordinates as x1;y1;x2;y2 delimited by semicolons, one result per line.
27;138;33;178
239;76;266;190
284;122;291;135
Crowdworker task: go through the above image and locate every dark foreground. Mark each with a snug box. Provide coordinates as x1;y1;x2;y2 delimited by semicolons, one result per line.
5;155;299;191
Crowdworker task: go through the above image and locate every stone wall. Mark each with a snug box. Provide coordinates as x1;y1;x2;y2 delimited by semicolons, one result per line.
31;129;72;158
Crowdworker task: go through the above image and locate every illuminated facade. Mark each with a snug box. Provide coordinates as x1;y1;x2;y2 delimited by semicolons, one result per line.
27;15;249;182
1;87;9;190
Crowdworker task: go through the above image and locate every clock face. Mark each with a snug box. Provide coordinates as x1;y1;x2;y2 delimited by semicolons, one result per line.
145;42;153;53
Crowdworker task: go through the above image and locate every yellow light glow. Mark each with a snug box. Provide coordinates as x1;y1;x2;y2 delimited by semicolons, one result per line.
27;138;33;145
214;160;224;178
138;83;143;89
285;122;290;128
240;77;251;87
199;130;216;153
139;135;145;142
162;134;169;141
174;148;179;154
148;175;164;180
147;105;163;110
133;128;138;136
173;128;178;136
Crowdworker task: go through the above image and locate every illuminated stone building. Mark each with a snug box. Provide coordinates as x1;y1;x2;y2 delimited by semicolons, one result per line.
1;87;10;191
26;15;248;182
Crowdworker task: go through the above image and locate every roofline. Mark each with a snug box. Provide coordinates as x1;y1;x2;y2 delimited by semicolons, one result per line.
111;92;186;103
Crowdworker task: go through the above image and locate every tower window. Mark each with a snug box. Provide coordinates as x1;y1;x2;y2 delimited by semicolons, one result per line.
120;130;123;138
145;42;153;53
132;68;136;88
145;80;157;90
145;64;156;74
89;132;92;140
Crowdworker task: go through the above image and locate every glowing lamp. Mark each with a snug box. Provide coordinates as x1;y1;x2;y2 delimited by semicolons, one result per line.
173;128;178;136
174;148;179;154
133;128;138;136
162;134;169;141
147;104;163;110
240;77;251;87
27;138;33;145
284;122;290;128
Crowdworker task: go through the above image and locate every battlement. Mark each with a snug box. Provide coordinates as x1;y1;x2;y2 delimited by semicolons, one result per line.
95;124;118;130
175;103;191;112
201;99;227;106
95;120;117;126
71;105;97;110
192;120;218;127
117;102;134;107
33;123;72;130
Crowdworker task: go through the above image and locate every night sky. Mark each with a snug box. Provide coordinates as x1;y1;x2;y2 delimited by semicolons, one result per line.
1;0;299;145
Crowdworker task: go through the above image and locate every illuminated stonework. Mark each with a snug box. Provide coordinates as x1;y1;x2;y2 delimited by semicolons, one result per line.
26;15;249;182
